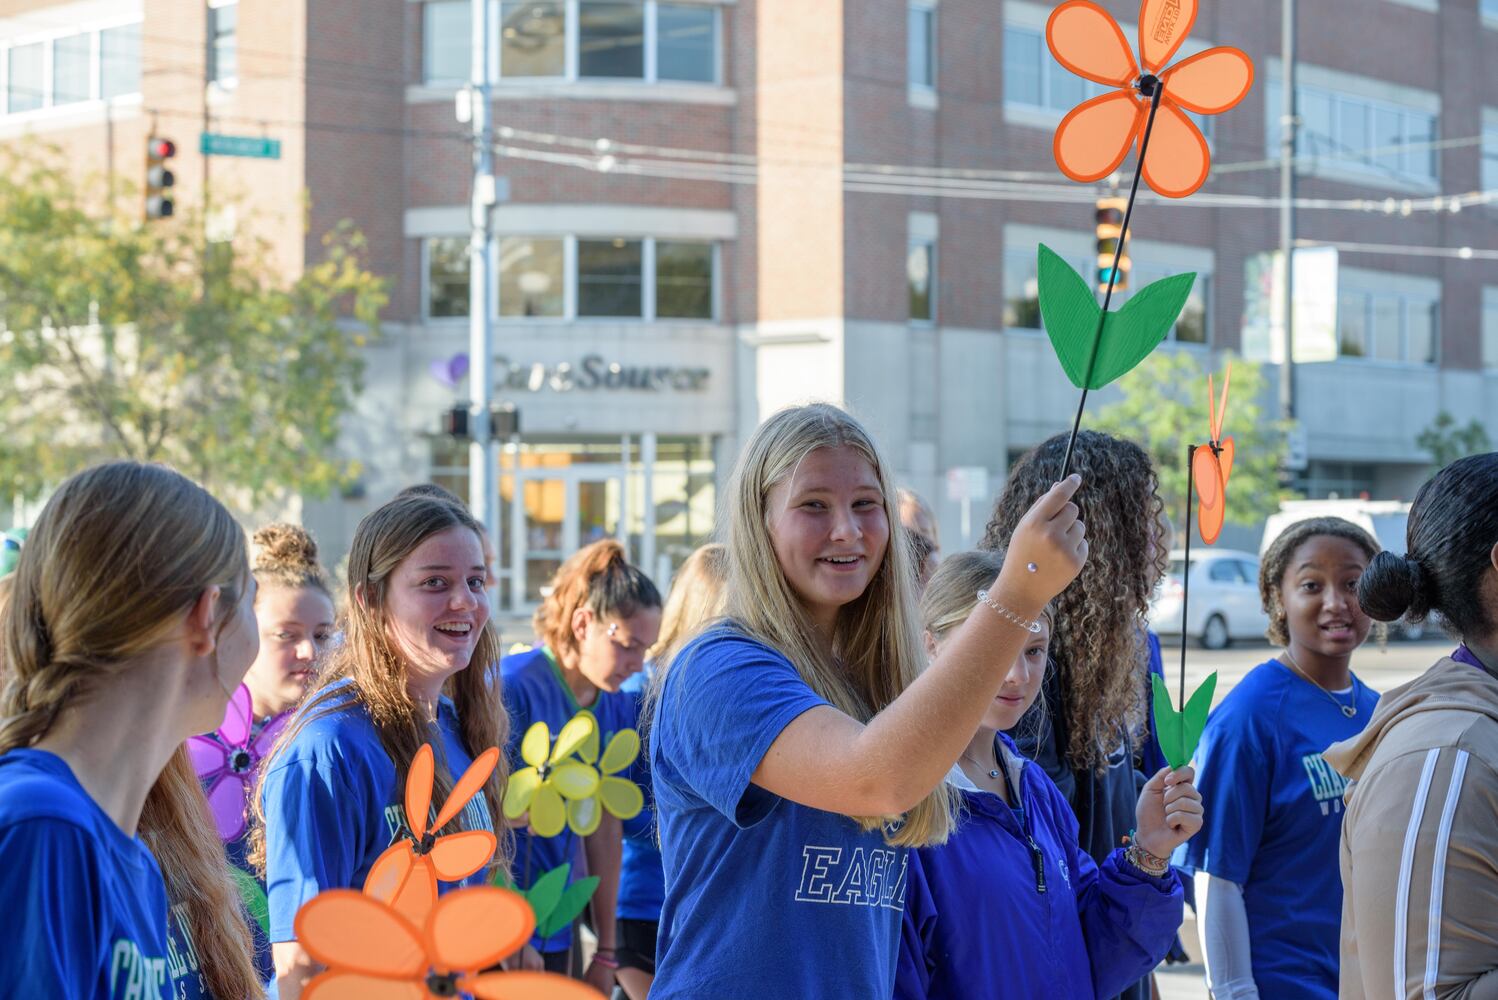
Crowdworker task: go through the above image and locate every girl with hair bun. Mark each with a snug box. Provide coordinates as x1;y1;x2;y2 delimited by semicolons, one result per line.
253;494;508;1000
647;404;1087;1000
1182;516;1380;1000
500;538;663;989
1326;453;1498;1000
0;461;261;999
896;551;1195;1000
170;524;337;998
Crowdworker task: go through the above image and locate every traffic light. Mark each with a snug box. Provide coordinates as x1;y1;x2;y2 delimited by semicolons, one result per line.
145;137;176;220
1095;196;1130;293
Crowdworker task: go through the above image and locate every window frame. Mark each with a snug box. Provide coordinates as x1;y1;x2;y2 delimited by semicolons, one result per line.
207;0;239;90
1334;274;1441;367
907;237;935;325
0;16;142;120
1268;77;1439;189
907;0;936;94
423;0;722;87
422;233;719;323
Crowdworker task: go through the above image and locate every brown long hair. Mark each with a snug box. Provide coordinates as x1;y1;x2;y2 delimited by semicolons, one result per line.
532;539;662;660
0;462;259;1000
649;543;729;667
249;494;510;876
251;522;332;601
982;431;1167;772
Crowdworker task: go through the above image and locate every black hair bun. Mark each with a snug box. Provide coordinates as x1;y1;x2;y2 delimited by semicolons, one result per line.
1358;550;1430;623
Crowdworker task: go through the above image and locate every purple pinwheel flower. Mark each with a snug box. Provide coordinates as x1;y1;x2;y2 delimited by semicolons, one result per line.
187;684;289;841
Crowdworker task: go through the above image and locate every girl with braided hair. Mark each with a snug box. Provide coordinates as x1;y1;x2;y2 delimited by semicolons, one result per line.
0;461;261;1000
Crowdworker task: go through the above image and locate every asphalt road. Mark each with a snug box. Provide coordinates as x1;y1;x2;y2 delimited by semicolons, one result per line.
1155;637;1451;1000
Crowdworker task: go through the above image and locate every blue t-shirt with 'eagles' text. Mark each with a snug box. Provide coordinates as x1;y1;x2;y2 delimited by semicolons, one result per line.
1177;659;1379;999
0;749;172;999
260;680;494;943
650;627;909;1000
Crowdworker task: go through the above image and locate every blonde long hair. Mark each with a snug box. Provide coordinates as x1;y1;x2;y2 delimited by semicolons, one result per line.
250;494;510;877
649;543;728;667
0;462;259;1000
660;403;956;848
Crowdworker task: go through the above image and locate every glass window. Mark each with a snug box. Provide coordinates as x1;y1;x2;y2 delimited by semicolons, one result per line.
655;241;714;319
498;237;564;317
1003;250;1042;329
1407;299;1437;365
1338;290;1369;358
1484;295;1498;368
1482;127;1498;192
427;238;471;318
579;2;645;79
1208;559;1239;583
908;3;934;89
908;241;933;322
1371;296;1402;360
1299;88;1334;159
657;4;716;83
424;0;470;83
1003;29;1042;107
500;1;565;77
100;22;141;99
52;34;91;105
1175;275;1209;344
577;238;643;316
1487;0;1498;17
1372;106;1402;175
7;42;43;113
209;3;238;85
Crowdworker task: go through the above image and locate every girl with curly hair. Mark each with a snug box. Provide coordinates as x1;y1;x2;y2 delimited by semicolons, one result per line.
981;430;1168;1000
1182;516;1380;999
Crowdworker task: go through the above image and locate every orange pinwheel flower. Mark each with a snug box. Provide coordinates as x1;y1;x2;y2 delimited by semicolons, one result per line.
1193;364;1234;545
1047;0;1253;197
296;886;604;999
364;743;501;927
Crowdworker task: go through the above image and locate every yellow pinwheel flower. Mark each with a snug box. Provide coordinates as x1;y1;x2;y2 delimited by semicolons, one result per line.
501;714;600;838
565;714;645;837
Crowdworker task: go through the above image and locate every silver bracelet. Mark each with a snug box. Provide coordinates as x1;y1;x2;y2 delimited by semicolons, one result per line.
975;589;1044;634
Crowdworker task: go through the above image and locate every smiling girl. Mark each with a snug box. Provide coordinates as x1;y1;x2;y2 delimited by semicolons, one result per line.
647;403;1089;999
500;538;662;989
252;494;508;1000
897;551;1196;1000
1181;516;1381;1000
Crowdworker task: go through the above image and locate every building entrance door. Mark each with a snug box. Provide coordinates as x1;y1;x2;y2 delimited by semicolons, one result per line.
509;465;627;612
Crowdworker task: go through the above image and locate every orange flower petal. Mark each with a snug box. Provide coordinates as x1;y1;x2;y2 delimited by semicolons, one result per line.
1161;47;1253;114
388;856;438;929
1193;447;1227;545
424;887;536;972
294;890;426;976
363;845;415;906
406;744;435;840
1140;99;1211;197
1054;90;1144;183
1138;0;1199;73
1218;436;1235;486
433;746;500;830
429;829;498;882
464;971;607;999
303;971;425;1000
1046;1;1137;88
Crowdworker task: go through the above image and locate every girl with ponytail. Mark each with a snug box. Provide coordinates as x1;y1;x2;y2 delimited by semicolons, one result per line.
252;493;509;1000
646;403;1088;1000
1325;453;1498;1000
171;524;337;998
500;538;662;989
0;461;261;1000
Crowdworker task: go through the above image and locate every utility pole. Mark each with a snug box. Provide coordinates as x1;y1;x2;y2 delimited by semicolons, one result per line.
1279;0;1296;423
468;0;500;567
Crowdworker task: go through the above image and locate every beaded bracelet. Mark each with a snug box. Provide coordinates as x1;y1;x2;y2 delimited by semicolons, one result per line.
976;589;1045;634
1122;831;1171;877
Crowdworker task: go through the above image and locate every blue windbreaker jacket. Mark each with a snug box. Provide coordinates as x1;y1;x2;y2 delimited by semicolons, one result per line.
896;733;1184;1000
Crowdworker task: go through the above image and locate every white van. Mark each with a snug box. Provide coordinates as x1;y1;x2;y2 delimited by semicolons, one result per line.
1259;499;1430;639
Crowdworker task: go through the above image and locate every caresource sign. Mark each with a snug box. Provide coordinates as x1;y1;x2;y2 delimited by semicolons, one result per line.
494;354;711;393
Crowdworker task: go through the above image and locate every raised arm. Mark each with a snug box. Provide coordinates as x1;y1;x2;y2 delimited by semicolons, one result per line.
752;476;1088;817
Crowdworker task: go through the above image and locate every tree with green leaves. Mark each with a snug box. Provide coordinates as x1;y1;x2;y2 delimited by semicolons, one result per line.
1088;351;1294;534
1416;411;1491;471
0;148;386;510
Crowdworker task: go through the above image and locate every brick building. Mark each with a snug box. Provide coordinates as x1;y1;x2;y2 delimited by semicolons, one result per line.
1;0;1494;606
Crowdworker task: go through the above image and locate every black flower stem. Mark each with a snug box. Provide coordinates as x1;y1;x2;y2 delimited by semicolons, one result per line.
1180;443;1196;708
1058;79;1167;481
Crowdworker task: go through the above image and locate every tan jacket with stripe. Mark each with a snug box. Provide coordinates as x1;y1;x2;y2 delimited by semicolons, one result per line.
1324;658;1498;1000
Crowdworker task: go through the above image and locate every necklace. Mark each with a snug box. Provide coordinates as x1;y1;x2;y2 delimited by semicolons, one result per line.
1282;649;1358;718
960;745;1002;781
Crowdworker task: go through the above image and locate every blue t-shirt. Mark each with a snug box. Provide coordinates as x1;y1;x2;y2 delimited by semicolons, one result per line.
1177;659;1379;999
651;627;909;1000
618;668;663;922
500;646;638;952
260;680;494;942
0;749;173;999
